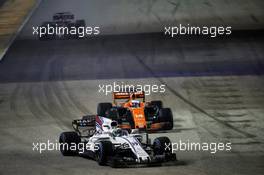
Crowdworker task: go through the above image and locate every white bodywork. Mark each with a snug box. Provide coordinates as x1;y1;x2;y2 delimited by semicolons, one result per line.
87;116;150;162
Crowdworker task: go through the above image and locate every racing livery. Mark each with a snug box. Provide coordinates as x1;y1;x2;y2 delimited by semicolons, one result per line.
97;91;174;131
59;116;176;167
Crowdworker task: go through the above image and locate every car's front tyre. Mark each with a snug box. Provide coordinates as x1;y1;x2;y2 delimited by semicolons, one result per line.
59;131;80;156
95;141;114;166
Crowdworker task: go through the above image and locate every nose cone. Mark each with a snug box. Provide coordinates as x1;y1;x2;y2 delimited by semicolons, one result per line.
131;108;146;128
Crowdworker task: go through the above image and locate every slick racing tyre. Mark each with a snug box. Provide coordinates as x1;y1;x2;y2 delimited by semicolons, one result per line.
126;110;135;129
151;100;163;109
59;132;80;156
153;137;171;155
95;141;113;166
97;103;112;116
153;137;177;161
158;108;174;130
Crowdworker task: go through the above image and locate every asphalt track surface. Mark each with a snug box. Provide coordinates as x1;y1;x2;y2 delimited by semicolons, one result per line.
0;1;264;175
20;0;264;37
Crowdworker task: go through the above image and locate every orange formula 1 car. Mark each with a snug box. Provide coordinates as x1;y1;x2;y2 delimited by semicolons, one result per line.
96;91;174;131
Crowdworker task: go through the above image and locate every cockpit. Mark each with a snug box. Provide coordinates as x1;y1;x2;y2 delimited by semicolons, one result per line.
112;128;129;137
131;100;140;108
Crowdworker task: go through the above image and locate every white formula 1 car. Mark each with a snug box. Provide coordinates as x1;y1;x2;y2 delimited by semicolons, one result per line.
59;115;177;167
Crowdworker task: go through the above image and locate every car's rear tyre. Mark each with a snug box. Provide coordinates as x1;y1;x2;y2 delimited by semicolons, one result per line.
126;110;135;129
158;108;174;130
95;141;113;166
151;100;163;109
97;103;112;116
153;137;177;161
153;137;172;155
59;132;80;156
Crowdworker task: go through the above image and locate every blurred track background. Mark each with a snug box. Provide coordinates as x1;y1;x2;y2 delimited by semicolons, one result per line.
0;0;264;174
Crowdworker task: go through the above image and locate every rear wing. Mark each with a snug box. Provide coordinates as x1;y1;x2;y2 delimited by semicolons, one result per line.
113;91;145;104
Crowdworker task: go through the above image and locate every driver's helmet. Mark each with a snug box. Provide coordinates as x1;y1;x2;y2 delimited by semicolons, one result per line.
111;121;118;130
131;100;140;108
112;128;128;137
113;128;123;137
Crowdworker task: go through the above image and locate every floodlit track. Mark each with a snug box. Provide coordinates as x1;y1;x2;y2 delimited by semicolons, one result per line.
0;0;264;175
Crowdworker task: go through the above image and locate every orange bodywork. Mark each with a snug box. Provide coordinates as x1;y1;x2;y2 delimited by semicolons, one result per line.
129;106;146;129
112;91;147;129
